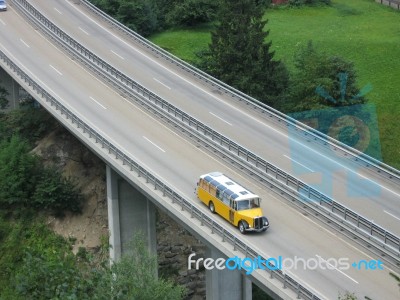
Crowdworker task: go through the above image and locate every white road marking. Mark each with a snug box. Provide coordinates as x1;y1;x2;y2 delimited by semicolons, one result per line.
50;65;63;76
384;210;400;222
153;78;171;90
0;18;5;26
356;172;368;179
78;27;89;35
284;155;314;172
143;136;165;153
316;255;359;284
20;39;30;48
111;50;124;60
54;8;62;15
89;96;107;109
209;112;232;126
65;1;400;200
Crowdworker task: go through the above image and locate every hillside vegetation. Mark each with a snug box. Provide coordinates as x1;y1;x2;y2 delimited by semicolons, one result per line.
150;0;400;168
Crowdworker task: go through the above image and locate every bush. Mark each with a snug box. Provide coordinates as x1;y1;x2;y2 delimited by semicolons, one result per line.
33;167;83;214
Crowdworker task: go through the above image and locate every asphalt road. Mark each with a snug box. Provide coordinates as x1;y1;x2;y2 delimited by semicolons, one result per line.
27;0;400;238
0;3;399;299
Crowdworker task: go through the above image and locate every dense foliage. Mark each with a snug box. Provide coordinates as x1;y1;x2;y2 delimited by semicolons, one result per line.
0;101;82;214
88;0;218;35
0;135;83;214
163;0;218;26
0;135;39;205
0;215;185;300
0;101;184;299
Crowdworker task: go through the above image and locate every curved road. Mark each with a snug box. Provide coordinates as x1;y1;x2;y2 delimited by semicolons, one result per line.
0;3;399;299
27;0;400;236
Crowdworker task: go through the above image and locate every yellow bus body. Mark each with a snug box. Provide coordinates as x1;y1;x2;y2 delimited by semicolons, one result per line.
196;172;269;233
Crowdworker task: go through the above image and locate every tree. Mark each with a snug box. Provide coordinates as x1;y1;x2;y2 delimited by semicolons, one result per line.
0;135;39;205
205;0;289;106
285;41;367;112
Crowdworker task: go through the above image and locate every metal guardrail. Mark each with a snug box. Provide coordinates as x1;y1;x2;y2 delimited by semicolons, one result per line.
0;47;321;300
78;0;400;182
14;0;400;262
376;0;400;10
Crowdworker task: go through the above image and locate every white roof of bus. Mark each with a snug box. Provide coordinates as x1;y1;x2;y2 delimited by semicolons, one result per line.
200;172;258;201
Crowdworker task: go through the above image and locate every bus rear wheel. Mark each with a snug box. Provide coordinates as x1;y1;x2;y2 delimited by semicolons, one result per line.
209;201;215;213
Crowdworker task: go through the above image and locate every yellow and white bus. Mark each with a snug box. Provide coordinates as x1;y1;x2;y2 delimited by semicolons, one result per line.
196;172;269;234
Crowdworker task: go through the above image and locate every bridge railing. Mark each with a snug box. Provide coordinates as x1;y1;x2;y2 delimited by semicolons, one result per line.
81;0;400;182
11;0;400;263
0;47;321;300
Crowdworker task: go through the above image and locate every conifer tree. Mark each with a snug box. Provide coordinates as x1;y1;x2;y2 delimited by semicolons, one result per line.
207;0;288;105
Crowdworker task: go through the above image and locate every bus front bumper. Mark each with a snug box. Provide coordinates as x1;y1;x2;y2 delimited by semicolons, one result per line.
246;224;269;232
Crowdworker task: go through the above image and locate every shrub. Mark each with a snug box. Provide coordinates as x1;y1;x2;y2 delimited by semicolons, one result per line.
33;167;83;214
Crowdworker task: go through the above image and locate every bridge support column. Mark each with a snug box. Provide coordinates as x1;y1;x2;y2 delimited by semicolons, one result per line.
206;247;252;300
106;165;157;263
0;66;20;111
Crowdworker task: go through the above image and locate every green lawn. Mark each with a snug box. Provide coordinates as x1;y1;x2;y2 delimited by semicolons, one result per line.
149;0;400;169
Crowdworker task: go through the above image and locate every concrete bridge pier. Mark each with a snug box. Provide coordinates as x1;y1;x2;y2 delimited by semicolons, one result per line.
0;66;20;110
106;165;157;262
206;247;252;300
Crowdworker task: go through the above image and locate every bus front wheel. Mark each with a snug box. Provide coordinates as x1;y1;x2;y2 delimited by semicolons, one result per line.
209;201;215;213
238;221;247;234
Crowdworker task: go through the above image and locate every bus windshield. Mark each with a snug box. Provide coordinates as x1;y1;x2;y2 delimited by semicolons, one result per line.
236;198;260;211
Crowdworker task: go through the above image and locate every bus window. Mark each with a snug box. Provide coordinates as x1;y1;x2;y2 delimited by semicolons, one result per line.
216;185;227;200
250;198;260;208
237;200;250;211
222;194;230;205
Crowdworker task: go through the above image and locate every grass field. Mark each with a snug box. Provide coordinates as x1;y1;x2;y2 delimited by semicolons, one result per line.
149;0;400;169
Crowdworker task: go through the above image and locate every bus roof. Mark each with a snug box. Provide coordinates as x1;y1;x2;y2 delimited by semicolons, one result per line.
199;172;259;201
